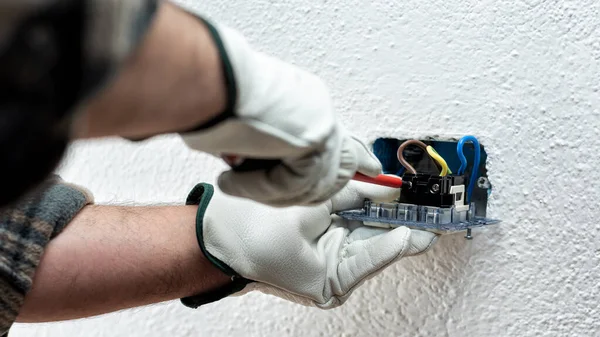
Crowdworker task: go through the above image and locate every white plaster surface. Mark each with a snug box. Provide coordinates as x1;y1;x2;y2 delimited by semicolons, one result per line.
11;0;600;336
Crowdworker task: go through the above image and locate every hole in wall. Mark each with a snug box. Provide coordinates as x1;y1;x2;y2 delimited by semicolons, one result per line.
371;137;491;217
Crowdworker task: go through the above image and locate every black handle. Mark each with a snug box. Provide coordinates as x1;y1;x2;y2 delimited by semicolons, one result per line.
230;159;281;172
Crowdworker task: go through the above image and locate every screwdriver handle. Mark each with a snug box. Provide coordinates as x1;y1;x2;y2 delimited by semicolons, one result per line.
222;156;404;188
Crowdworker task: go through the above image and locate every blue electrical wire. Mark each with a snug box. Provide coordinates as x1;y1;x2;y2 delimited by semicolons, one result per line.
395;166;406;176
457;135;481;203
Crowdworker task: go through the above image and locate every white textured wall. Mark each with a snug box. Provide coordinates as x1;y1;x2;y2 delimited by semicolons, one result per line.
12;0;600;336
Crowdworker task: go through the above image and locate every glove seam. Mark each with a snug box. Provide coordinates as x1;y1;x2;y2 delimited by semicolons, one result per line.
182;18;237;132
410;234;438;257
185;183;241;278
181;183;253;309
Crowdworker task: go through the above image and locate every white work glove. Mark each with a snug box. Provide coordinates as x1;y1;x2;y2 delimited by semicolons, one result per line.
181;181;438;309
178;11;382;206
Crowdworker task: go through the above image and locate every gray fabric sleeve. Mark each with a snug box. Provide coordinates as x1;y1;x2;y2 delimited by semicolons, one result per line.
0;176;93;335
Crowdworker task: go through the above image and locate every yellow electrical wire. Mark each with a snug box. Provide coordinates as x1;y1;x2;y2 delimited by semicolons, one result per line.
426;146;451;176
397;140;454;176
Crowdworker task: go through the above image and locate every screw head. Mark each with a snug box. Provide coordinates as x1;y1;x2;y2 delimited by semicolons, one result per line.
465;228;473;240
430;184;440;193
478;177;491;189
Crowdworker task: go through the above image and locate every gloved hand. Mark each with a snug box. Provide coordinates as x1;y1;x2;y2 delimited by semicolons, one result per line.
181;181;438;309
178;11;382;206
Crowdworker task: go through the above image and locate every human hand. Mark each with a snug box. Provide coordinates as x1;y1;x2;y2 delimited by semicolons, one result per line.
180;17;381;206
181;181;438;309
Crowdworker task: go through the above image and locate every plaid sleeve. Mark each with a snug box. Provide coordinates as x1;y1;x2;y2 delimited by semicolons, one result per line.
0;176;93;335
0;0;158;125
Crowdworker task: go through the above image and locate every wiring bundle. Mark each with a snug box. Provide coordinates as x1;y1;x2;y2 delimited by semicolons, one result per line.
338;136;499;239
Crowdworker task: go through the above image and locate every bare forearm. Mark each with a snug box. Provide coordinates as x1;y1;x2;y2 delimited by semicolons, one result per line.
17;205;229;322
74;2;226;139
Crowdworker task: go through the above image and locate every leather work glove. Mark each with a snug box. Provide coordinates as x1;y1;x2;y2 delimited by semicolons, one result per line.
178;8;382;206
181;181;438;309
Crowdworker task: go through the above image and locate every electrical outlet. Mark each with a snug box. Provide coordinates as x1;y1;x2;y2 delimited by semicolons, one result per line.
337;136;499;239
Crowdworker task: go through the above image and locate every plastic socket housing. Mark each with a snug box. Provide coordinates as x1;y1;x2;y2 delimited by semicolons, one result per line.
400;174;466;208
336;200;499;234
366;200;467;225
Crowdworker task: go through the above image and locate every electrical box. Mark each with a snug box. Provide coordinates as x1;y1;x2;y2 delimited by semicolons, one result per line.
336;136;499;239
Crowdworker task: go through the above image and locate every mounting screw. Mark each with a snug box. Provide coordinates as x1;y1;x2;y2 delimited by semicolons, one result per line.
465;228;473;240
478;177;491;189
430;184;440;193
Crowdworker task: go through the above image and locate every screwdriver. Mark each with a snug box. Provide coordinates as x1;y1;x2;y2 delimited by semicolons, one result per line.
222;156;404;188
